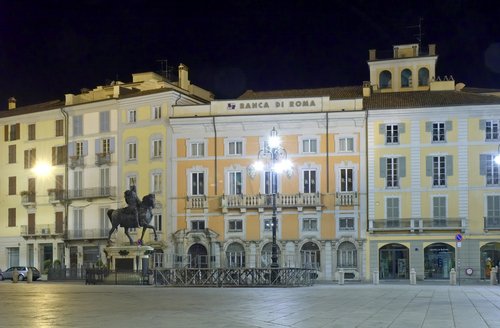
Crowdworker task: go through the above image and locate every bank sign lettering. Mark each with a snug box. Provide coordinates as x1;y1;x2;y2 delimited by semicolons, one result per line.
226;98;320;111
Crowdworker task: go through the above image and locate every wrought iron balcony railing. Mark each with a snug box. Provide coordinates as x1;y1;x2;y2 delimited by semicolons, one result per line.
20;191;36;206
484;217;500;230
48;189;65;203
95;152;112;166
66;229;109;240
20;224;63;237
369;217;466;233
67;187;116;200
335;192;358;206
69;156;85;169
221;193;322;212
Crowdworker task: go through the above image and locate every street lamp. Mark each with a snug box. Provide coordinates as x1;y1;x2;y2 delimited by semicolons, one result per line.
252;127;292;271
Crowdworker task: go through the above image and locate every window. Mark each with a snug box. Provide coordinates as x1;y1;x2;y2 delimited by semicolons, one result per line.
337;242;357;268
5;123;20;141
73;209;83;238
152;106;161;120
153;214;162;232
339;217;355;231
100;168;110;195
99;111;110;132
485;120;500;141
127;142;137;161
152;139;162;158
73;171;83;197
99;208;110;236
228;171;242;195
432;156;446;187
227;141;243;156
8;208;16;227
264;171;277;195
75;141;84;157
303;169;317;193
24;149;36;169
302;218;318;231
73;115;83;136
340;168;353;192
191;172;204;196
339;137;354;152
55;119;64;137
385;124;399;144
432;122;446;142
379;70;392;88
228;219;243;232
302;138;317;153
126;176;137;190
486;195;500;227
152;172;162;193
433;196;447;226
102;138;111;154
480;154;500;185
127;110;136;123
189;142;205;157
386;197;400;227
401;68;412;87
263;219;276;232
9;176;16;195
28;124;35;141
418;68;429;86
52;145;67;165
191;220;205;231
8;145;16;163
226;243;245;268
55;212;64;234
386;157;399;188
301;242;320;269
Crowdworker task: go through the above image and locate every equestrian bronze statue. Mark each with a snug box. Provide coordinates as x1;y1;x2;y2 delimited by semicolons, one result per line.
107;189;158;245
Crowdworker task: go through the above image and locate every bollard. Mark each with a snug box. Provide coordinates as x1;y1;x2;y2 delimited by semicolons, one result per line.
449;268;457;285
372;270;379;285
338;269;345;285
12;268;18;283
490;267;497;285
410;268;416;285
27;268;33;283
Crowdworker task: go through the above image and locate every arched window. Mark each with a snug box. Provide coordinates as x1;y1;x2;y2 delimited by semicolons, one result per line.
226;242;245;268
261;242;281;267
401;69;412;87
301;242;320;269
379;70;392;89
418;68;430;86
337;242;357;268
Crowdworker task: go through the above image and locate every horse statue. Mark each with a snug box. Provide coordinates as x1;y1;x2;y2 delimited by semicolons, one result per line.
107;193;158;245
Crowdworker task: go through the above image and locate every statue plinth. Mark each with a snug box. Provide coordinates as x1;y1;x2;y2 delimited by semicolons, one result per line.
105;245;154;271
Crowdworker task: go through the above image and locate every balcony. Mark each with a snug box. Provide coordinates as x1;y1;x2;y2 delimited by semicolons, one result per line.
369;217;466;233
484;217;500;231
95;152;112;166
187;195;208;209
221;193;322;213
69;156;85;169
21;224;62;238
67;187;116;200
20;191;36;208
335;192;358;206
66;229;108;240
48;189;65;204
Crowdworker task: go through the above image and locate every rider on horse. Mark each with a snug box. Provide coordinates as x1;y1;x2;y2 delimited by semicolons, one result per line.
124;185;141;228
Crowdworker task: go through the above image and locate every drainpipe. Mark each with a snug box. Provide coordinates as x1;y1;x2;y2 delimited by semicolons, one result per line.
60;107;69;266
212;116;218;195
326;112;330;193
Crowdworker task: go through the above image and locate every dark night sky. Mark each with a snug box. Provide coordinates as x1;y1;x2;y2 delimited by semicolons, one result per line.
0;1;499;109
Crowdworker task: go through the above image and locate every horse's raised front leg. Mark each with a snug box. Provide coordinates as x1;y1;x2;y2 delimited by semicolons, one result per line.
108;225;117;245
124;227;134;245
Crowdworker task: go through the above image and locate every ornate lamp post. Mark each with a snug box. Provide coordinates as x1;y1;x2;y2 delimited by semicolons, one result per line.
252;127;292;271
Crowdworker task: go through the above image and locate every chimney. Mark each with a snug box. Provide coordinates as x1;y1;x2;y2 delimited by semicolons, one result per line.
428;44;436;56
8;97;16;110
369;49;376;61
362;81;372;97
178;63;190;90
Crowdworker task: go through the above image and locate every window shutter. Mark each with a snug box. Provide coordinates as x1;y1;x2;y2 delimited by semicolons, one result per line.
110;138;115;153
24;150;29;168
479;119;486;130
425;122;432;132
445;121;452;131
68;142;75;157
399;123;405;134
380;157;387;178
480;154;489;176
83;141;88;156
426;156;433;176
95;139;101;154
446;155;453;176
4;125;8;141
379;124;386;134
399;157;406;177
52;147;56;165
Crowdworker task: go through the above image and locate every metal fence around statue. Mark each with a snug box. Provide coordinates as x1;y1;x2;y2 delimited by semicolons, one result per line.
107;193;157;245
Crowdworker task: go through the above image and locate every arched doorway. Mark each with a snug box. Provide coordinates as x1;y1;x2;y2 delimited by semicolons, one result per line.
379;244;409;279
424;243;455;279
480;242;500;279
188;243;208;268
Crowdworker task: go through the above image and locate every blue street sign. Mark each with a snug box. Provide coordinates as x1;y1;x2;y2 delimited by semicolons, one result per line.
455;233;463;242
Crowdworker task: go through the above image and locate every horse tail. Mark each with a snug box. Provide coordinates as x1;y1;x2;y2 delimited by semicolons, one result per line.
107;209;115;224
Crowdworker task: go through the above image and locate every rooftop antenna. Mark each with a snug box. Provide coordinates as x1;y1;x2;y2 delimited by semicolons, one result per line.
157;59;173;81
407;17;424;50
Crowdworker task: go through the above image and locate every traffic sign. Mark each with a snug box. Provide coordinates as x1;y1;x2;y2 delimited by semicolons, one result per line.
455;233;463;242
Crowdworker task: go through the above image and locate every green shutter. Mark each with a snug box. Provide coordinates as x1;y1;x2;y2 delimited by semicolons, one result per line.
480;154;490;176
399;157;406;177
426;156;433;176
380;157;387;178
446;155;453;176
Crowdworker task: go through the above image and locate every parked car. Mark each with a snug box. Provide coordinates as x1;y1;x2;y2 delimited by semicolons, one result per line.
0;266;41;281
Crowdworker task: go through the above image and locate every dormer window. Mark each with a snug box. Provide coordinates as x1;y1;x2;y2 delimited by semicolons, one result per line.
418;68;430;86
401;69;412;87
379;71;392;89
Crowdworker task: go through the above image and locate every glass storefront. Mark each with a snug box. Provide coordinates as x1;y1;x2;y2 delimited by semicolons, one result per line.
379;244;409;279
424;243;455;279
480;242;500;279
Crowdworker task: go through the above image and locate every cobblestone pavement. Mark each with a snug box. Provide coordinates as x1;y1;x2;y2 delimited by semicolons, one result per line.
1;281;500;328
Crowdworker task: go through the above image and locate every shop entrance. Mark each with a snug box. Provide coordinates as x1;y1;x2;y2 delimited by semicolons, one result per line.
424;243;455;279
480;242;500;279
379;244;409;279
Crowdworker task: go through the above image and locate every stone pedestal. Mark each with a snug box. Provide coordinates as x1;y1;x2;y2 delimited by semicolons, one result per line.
450;268;457;285
410;268;416;285
490;267;498;285
372;271;379;285
338;269;344;285
105;245;154;271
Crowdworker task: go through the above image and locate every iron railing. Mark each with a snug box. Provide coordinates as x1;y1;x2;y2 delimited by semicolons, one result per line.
369;217;466;232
